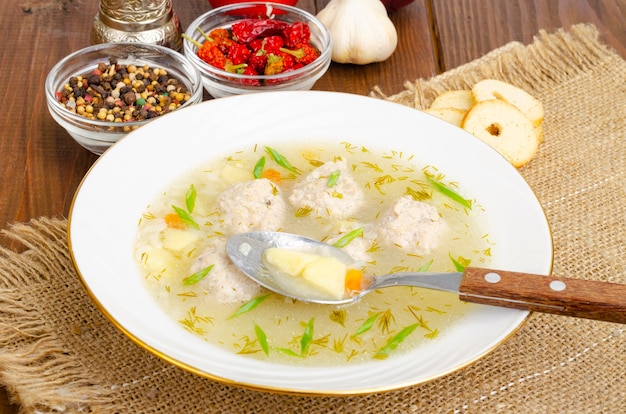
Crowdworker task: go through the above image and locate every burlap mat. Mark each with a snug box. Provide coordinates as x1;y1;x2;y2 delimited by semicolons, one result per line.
0;23;624;413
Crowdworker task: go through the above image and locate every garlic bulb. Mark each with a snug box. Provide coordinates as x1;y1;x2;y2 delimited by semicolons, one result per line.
316;0;398;65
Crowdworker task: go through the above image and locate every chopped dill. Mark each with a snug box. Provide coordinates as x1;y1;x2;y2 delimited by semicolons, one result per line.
405;186;431;201
340;142;358;154
425;329;440;339
178;306;213;335
346;349;359;361
235;335;261;355
378;309;396;335
330;309;347;326
361;161;384;173
333;335;347;353
426;306;446;315
294;206;313;217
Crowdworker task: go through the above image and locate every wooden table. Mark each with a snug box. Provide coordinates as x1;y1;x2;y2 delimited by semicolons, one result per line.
0;0;624;411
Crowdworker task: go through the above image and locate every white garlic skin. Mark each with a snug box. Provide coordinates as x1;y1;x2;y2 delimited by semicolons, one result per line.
317;0;398;65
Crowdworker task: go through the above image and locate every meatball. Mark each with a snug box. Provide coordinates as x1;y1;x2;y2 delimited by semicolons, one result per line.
376;196;445;254
326;234;373;263
218;178;286;235
189;238;262;303
288;159;363;220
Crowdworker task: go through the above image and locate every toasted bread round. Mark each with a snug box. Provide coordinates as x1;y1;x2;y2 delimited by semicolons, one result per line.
534;124;543;143
462;100;539;168
424;107;466;127
471;79;544;127
429;90;475;112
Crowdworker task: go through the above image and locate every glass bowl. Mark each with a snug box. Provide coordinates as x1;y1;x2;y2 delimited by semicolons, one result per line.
183;2;332;98
45;43;203;155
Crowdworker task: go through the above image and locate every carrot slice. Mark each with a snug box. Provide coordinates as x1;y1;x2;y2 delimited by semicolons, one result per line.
345;269;364;292
164;213;186;229
261;168;282;184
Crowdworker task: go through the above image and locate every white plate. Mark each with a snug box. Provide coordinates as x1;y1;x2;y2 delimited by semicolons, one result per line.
69;91;553;395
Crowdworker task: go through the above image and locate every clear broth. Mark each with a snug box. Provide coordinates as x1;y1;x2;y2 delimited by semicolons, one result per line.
135;141;494;366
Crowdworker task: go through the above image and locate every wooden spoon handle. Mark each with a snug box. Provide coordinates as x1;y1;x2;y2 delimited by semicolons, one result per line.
459;267;626;324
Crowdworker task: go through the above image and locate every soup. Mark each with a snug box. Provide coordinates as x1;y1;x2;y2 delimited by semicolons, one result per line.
134;141;494;366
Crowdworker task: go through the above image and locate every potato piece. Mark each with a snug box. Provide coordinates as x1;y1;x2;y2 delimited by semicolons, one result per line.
301;257;347;300
140;247;178;277
221;164;254;183
264;248;319;276
161;228;201;252
263;248;347;300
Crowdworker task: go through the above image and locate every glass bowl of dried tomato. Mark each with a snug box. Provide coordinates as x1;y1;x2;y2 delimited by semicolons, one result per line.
183;2;332;98
45;43;204;155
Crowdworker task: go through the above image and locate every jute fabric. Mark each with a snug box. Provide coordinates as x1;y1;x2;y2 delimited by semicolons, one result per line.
0;23;624;413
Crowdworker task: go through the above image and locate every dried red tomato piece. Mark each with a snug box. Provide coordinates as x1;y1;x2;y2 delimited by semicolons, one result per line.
231;19;288;43
283;21;311;48
227;43;252;65
248;52;268;73
198;42;227;70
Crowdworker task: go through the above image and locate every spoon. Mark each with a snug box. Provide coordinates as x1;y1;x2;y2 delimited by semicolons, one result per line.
226;231;626;324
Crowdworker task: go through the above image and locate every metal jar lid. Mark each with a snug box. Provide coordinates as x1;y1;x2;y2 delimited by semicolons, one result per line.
90;0;183;51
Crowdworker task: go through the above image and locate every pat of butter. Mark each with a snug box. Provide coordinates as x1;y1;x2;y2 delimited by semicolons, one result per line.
264;248;347;300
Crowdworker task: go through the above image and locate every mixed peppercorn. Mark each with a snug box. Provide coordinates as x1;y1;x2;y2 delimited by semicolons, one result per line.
55;59;192;129
187;18;320;85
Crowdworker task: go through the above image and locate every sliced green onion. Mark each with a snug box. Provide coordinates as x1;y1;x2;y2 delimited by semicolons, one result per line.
417;259;433;272
352;313;380;337
228;294;270;319
273;347;302;357
183;265;213;285
186;184;197;214
254;323;270;355
265;146;299;174
172;205;199;229
327;170;341;187
333;228;364;248
427;176;472;209
253;156;266;179
449;253;470;271
374;323;419;359
300;318;314;355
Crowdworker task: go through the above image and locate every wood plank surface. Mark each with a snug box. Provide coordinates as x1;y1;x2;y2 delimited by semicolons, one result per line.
432;0;626;71
0;0;624;411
